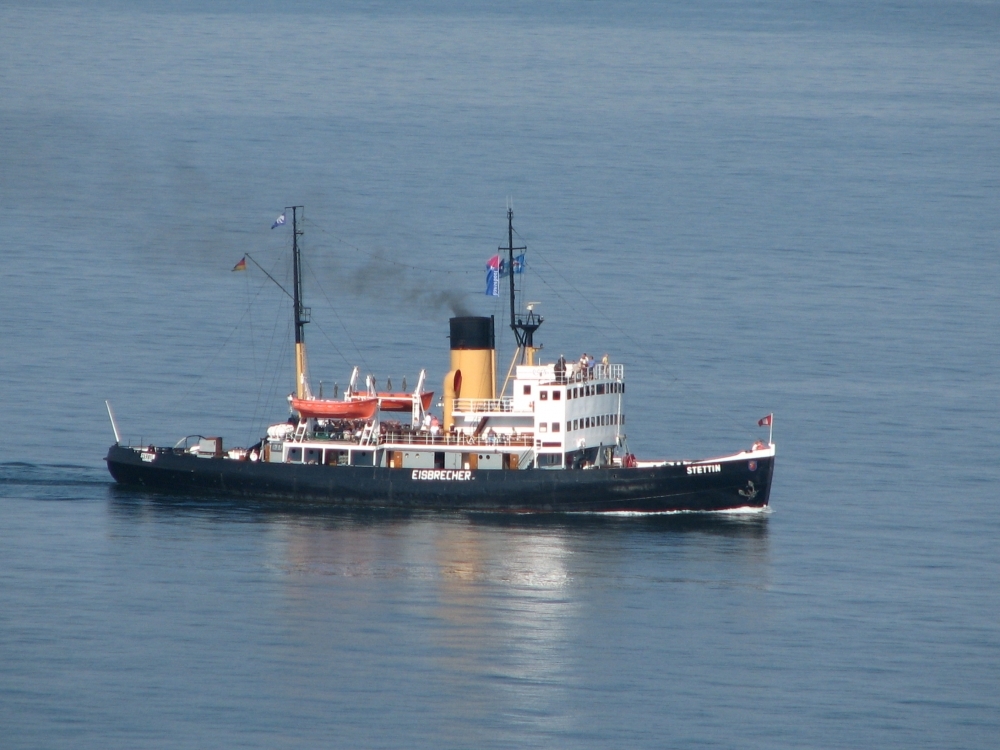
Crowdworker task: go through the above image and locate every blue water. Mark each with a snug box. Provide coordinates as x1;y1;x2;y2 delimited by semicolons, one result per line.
2;1;999;747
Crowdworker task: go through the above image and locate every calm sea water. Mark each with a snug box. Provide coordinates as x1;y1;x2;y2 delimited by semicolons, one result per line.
2;1;999;747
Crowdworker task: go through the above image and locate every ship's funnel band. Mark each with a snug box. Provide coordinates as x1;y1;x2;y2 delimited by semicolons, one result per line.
449;316;495;350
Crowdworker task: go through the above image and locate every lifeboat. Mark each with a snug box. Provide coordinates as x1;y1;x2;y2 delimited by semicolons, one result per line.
373;392;435;412
291;397;378;420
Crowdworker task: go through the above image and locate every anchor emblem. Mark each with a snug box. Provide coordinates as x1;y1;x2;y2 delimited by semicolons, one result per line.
738;481;758;500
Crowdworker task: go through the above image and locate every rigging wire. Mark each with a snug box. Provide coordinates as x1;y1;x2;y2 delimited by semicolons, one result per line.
301;256;372;373
247;301;292;445
512;225;757;441
235;248;296;442
176;266;277;407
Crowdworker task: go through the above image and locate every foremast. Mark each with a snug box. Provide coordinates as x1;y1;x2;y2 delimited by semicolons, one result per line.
288;206;312;399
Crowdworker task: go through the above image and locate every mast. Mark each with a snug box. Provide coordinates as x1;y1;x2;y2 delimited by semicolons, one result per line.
501;207;541;365
289;206;311;399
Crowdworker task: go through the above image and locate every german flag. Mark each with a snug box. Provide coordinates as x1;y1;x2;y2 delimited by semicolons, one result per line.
232;256;247;272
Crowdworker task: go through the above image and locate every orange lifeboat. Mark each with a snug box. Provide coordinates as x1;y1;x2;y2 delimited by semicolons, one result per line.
291;397;378;420
374;392;435;412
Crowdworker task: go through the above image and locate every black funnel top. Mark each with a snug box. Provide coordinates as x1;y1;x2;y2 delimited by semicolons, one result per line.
449;316;495;350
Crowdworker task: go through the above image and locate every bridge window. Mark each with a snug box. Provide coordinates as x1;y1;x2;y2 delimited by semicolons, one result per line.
552;422;560;433
539;422;548;433
540;391;548;401
523;384;531;395
553;390;561;401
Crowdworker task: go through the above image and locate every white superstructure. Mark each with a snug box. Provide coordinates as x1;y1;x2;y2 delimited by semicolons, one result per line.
262;357;627;472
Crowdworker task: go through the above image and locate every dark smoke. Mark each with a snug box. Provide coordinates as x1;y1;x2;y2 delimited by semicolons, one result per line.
346;253;472;317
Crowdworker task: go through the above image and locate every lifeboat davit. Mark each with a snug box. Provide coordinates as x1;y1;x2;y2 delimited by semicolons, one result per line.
374;392;435;412
291;397;378;420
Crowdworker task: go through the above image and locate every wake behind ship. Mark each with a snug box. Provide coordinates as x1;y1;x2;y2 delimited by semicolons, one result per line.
106;207;776;513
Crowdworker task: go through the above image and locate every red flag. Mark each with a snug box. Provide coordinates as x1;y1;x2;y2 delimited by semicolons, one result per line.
758;414;772;427
232;256;247;272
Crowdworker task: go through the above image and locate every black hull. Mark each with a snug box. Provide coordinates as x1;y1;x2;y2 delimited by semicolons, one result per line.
106;445;774;513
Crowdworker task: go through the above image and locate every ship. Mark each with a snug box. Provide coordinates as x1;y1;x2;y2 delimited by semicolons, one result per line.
105;206;776;513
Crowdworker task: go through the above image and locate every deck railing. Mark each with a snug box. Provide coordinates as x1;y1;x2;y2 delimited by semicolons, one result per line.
452;398;515;413
377;431;535;448
561;363;624;383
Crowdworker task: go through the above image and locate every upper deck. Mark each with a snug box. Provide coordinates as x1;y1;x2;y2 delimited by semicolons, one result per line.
263;357;627;471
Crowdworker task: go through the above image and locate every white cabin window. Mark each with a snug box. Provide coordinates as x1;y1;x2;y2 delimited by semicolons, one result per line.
553;391;561;401
539;423;548;433
523;385;531;395
552;422;560;433
540;391;548;401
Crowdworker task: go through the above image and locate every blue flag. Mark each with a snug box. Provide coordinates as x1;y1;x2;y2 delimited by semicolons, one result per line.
507;253;525;276
485;253;525;294
486;255;501;296
271;213;286;229
486;268;499;296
